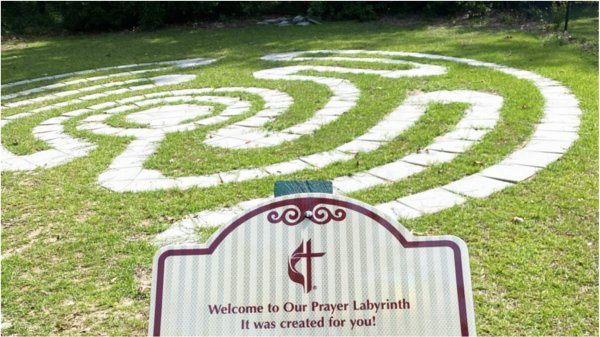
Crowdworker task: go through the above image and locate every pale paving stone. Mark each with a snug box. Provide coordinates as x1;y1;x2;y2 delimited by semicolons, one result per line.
219;168;269;184
188;208;244;228
524;139;573;154
134;98;168;107
63;108;93;117
439;128;487;141
455;118;497;129
532;130;578;142
81;93;108;100
402;150;457;166
333;173;386;193
26;149;71;168
51;101;72;108
195;116;229;125
536;123;579;132
36;131;67;142
251;133;298;147
1;156;37;171
375;200;422;219
426;139;473;153
285;122;323;135
1;58;203;93
117;96;145;104
541;114;580;126
108;88;131;95
128;84;156;91
481;164;540;183
503;149;563;168
101;180;133;192
263;159;312;175
57;142;94;153
150;74;196;85
397;188;466;214
544;107;582;116
300;150;353;168
236;116;272;127
44;90;80;101
357;122;414;141
337;139;382;153
126;105;212;127
163;95;193;103
203;136;248;149
4;113;32;120
110;155;149;169
88;102;117;110
82;114;110;122
255;108;285;117
33;124;63;133
40;117;69;125
368;160;424;181
98;167;143;182
106;105;137;114
153;218;201;246
545;96;579;107
443;174;513;198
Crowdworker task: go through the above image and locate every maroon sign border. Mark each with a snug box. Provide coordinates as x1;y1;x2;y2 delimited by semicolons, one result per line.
151;196;471;336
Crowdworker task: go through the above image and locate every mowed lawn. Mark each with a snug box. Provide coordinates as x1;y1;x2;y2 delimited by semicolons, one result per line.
1;17;598;336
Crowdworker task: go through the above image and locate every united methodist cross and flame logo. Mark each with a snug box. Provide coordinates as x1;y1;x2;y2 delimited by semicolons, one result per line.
288;239;325;293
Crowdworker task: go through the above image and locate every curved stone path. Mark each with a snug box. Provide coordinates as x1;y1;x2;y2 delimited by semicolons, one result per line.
0;50;581;246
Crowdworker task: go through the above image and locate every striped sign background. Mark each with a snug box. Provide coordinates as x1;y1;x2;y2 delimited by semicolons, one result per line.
150;193;475;336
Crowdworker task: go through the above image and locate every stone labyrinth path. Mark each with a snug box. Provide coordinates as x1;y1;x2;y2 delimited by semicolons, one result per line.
1;50;582;246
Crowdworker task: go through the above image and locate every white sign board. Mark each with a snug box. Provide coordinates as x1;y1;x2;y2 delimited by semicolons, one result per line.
149;193;476;336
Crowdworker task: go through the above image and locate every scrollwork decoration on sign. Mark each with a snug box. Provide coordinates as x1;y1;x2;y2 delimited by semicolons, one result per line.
267;205;302;226
267;204;346;226
310;205;346;224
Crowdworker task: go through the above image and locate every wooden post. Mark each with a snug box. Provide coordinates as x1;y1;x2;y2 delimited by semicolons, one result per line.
564;1;572;33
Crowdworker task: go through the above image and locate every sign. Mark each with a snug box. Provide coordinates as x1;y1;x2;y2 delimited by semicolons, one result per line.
149;193;476;336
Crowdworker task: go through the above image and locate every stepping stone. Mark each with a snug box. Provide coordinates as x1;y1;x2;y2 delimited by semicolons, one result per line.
263;160;311;175
426;139;473;153
337;139;382;153
376;200;422;219
219;168;269;184
443;174;513;198
397;188;466;214
333;173;386;193
402;150;457;166
368;160;424;181
300;150;353;168
525;139;573;154
481;164;540;183
503;150;563;168
127;105;212;127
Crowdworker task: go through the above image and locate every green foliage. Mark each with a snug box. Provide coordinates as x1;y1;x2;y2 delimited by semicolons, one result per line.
0;2;58;35
307;2;378;21
139;2;166;31
3;1;597;35
56;2;138;32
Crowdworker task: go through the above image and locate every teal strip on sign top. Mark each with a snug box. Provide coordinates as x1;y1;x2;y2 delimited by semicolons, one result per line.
274;180;333;196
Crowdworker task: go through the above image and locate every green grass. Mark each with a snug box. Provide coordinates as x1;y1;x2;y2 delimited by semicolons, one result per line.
568;4;599;46
1;18;598;336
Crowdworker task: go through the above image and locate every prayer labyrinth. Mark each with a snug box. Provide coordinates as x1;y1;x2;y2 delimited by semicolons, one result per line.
1;50;582;246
